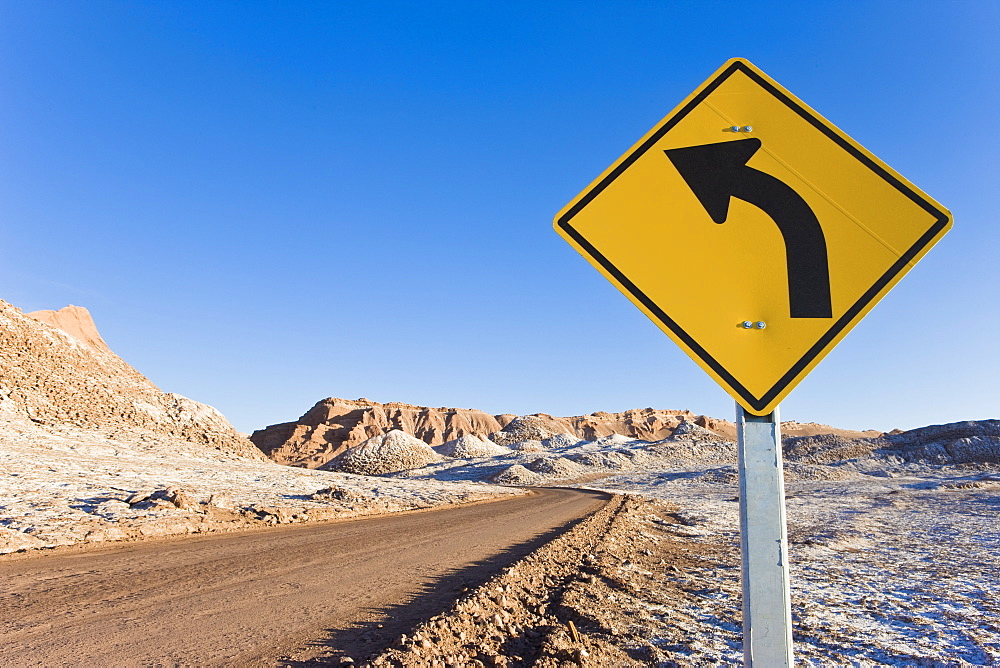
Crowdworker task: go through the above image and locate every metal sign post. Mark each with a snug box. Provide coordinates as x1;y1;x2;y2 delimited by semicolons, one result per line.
737;404;793;667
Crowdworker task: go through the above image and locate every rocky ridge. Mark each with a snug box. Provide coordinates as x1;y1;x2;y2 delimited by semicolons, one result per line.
26;304;111;351
0;300;263;460
251;397;511;468
252;398;839;469
336;417;1000;494
782;419;1000;466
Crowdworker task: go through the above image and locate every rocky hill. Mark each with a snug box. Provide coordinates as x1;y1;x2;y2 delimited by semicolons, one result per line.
250;398;716;468
250;398;510;468
0;300;263;459
251;397;879;469
25;304;112;352
783;419;1000;466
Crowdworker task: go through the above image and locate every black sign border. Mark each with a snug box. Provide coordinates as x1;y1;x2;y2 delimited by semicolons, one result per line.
556;60;951;413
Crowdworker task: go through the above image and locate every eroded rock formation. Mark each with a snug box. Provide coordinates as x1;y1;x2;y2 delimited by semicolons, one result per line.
252;399;735;469
251;398;511;468
25;304;111;352
0;300;263;460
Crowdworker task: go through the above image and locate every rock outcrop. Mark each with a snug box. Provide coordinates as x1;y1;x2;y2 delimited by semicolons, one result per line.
881;420;1000;465
26;304;111;352
251;398;511;468
250;400;730;469
783;419;1000;466
563;409;732;442
253;396;883;469
0;300;263;460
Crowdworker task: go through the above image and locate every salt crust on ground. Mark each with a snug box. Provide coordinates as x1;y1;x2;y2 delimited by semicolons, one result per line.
588;466;1000;666
0;413;520;554
4;409;999;666
372;423;1000;666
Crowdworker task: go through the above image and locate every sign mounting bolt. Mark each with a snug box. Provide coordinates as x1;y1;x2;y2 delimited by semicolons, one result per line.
742;321;754;329
743;126;753;132
731;125;741;132
756;321;767;329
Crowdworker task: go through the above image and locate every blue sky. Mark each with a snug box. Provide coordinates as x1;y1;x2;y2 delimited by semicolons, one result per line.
1;1;997;434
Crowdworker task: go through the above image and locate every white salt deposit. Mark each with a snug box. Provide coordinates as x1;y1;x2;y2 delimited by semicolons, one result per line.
0;415;518;554
434;434;509;459
507;439;546;452
542;433;581;448
391;419;1000;665
586;466;1000;665
327;429;444;475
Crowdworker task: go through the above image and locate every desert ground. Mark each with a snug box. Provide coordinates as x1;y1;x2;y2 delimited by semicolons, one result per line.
339;421;1000;667
3;408;997;666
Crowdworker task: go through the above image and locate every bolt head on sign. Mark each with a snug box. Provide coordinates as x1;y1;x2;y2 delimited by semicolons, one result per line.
554;57;951;416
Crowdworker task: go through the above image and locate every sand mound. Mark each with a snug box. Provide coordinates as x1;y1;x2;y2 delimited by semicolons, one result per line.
508;439;545;452
435;435;509;459
490;416;560;447
487;464;543;486
567;451;632;470
324;430;443;475
594;433;634;447
671;419;725;441
525;456;584;477
543;433;581;448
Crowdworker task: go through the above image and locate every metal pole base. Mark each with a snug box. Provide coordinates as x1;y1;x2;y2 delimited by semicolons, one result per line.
737;404;793;667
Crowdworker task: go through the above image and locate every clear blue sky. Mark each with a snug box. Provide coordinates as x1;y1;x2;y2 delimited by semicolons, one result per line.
2;1;997;434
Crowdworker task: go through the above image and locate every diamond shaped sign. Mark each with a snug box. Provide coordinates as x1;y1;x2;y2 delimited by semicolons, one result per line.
554;58;951;415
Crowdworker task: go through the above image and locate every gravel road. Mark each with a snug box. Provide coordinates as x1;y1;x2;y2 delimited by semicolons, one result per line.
0;487;609;666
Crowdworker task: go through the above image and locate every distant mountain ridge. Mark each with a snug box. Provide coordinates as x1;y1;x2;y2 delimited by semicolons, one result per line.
251;398;510;468
251;397;881;469
0;300;263;460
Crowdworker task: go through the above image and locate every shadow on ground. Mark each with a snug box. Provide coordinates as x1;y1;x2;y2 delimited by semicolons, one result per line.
274;488;611;666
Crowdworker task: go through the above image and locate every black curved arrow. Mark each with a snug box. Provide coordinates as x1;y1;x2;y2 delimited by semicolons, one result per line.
665;138;832;319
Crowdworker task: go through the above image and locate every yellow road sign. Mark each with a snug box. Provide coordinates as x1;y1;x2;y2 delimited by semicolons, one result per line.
554;58;951;415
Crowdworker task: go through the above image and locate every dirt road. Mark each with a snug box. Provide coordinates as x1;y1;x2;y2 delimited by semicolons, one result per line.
0;487;609;666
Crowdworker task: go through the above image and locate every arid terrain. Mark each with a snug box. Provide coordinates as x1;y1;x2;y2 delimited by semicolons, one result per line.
0;488;608;666
1;300;998;666
349;419;1000;666
250;396;878;469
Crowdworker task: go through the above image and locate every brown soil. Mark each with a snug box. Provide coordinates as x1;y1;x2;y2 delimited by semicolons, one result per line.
365;494;732;668
0;488;608;666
